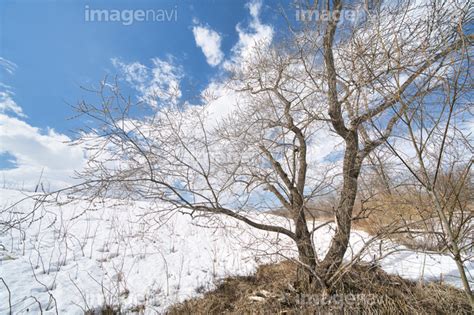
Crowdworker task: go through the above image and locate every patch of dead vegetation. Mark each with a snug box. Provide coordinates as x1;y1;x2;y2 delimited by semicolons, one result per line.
167;261;472;314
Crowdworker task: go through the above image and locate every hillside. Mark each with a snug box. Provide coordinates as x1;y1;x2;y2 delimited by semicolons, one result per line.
0;188;471;313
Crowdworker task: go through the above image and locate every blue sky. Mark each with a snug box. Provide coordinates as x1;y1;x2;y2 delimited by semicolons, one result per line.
1;0;471;192
0;0;294;189
0;0;286;132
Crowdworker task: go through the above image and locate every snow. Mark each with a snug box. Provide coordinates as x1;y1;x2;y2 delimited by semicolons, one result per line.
0;188;471;314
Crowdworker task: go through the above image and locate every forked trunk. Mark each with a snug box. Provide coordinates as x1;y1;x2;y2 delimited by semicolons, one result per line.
319;131;361;284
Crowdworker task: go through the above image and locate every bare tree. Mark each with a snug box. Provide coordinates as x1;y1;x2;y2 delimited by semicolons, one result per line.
288;0;473;288
61;0;472;294
380;44;473;304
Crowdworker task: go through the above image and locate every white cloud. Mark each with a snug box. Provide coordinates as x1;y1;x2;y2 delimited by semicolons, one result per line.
0;91;26;117
0;57;17;75
0;57;85;191
200;82;242;129
192;24;224;66
0;59;25;118
192;0;275;125
224;0;273;69
112;57;183;107
0;114;85;191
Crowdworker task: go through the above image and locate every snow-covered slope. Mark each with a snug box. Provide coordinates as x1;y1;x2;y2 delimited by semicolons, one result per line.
0;189;471;314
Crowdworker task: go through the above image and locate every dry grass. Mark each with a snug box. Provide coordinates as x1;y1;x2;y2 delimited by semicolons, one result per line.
167;261;472;314
85;305;120;315
272;190;472;252
353;191;472;252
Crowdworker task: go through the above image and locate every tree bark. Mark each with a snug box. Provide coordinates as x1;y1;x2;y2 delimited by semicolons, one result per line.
294;208;319;291
319;130;361;283
290;185;321;291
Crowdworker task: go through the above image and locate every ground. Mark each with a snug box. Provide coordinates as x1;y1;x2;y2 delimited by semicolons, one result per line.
0;188;472;313
169;261;472;314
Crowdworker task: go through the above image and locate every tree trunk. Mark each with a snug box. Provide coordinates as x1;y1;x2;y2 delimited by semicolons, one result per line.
319;131;361;284
294;213;319;291
295;234;319;292
292;195;320;292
